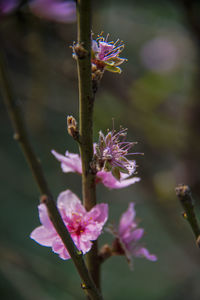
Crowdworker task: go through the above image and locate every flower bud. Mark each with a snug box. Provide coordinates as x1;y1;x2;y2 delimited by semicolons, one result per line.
67;115;79;140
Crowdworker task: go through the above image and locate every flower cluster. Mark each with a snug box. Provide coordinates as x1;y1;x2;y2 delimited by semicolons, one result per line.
30;29;157;271
51;147;140;189
31;190;108;259
107;203;157;269
31;118;156;268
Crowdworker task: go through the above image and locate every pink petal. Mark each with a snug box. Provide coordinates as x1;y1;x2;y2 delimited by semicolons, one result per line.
52;237;63;252
133;247;157;261
97;171;140;189
119;203;136;236
57;189;85;217
98;42;114;60
52;237;71;260
86;203;108;226
108;176;140;189
38;204;54;230
30;225;56;246
123;228;144;245
59;248;71;260
78;239;92;254
92;40;99;53
51;150;82;174
82;223;103;241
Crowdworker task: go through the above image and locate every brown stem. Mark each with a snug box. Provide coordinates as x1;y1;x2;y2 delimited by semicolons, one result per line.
76;0;100;290
0;52;103;300
175;184;200;247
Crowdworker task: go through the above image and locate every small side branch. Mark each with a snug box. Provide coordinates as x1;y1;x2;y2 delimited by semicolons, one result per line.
175;184;200;247
0;52;102;300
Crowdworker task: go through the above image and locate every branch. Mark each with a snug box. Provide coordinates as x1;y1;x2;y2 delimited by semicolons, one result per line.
175;184;200;247
76;0;100;290
0;52;103;300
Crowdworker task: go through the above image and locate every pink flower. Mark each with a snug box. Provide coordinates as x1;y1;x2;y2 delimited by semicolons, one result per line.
51;149;140;189
95;128;141;180
91;33;127;74
29;0;76;23
30;190;108;259
109;203;157;269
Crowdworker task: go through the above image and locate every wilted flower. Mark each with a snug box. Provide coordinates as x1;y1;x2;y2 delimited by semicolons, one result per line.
95;128;140;180
108;203;157;269
30;190;108;259
0;0;19;15
29;0;76;23
91;33;126;74
51;149;140;189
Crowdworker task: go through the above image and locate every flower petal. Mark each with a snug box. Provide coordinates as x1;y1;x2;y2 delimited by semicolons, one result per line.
82;223;103;241
97;171;140;189
52;237;63;252
78;239;92;254
59;248;71;260
57;189;85;217
51;149;82;174
86;203;108;226
38;203;54;230
133;247;157;261
123;228;144;246
30;225;56;246
119;203;136;236
52;237;71;260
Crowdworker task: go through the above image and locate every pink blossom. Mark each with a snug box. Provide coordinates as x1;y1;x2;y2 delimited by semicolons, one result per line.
30;190;108;259
109;203;157;269
91;34;127;74
51;149;140;189
95;128;141;179
29;0;76;23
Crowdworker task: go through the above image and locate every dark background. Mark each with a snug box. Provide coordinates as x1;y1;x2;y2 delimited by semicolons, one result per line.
1;0;200;299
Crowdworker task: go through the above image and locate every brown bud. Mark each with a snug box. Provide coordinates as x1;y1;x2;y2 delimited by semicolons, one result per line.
73;43;88;59
99;244;113;263
67;115;79;140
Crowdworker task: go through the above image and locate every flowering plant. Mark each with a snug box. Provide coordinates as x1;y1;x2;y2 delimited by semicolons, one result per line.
0;2;157;297
29;29;156;296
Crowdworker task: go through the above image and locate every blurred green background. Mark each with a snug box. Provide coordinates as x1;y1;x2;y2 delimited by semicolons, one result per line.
1;0;200;299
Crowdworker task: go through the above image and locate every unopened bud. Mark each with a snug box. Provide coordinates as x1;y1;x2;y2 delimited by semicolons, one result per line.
72;43;88;59
67;115;79;140
99;244;113;263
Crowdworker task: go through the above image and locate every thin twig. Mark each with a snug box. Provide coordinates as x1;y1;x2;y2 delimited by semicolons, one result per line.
76;0;101;290
0;51;102;300
175;184;200;247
